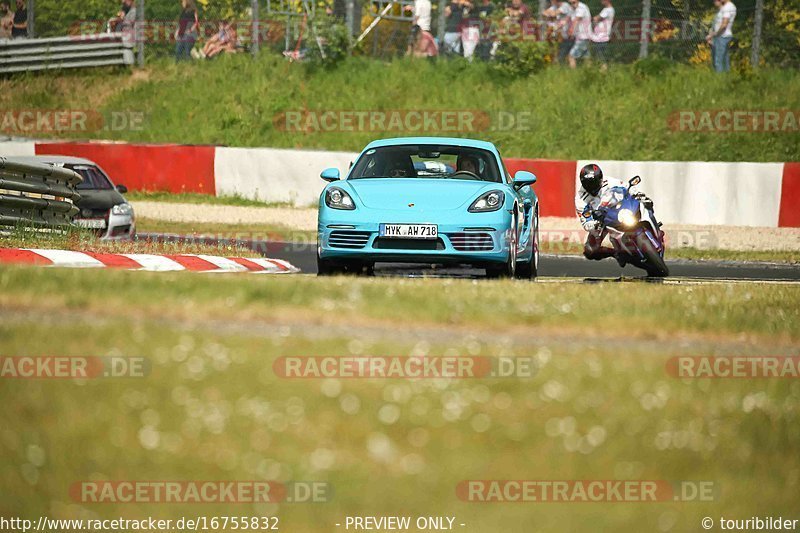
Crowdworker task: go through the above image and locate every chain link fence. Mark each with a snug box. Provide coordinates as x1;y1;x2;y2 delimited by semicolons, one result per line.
16;0;800;68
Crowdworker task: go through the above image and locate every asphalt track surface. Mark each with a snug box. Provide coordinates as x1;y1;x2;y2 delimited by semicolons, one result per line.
141;233;800;282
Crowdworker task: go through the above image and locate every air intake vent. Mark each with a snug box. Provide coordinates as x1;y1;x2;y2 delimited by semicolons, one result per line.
329;230;371;249
447;232;494;251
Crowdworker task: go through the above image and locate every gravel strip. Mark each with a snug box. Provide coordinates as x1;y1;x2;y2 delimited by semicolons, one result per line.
135;201;318;231
134;201;800;252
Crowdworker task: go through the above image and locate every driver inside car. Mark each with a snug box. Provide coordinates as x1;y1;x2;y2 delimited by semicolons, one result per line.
455;154;480;177
385;154;416;178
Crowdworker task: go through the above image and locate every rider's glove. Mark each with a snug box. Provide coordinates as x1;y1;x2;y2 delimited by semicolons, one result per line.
633;193;654;210
584;219;602;232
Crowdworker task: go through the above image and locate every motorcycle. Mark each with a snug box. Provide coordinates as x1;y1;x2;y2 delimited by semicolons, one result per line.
582;176;669;278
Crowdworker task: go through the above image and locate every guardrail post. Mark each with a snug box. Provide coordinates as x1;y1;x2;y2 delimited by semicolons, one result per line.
251;0;260;56
27;0;34;38
136;0;144;66
639;0;651;59
751;0;764;69
437;0;445;45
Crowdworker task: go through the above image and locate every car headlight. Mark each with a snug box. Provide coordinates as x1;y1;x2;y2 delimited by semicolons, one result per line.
468;191;505;213
111;203;133;216
325;187;355;210
618;208;638;227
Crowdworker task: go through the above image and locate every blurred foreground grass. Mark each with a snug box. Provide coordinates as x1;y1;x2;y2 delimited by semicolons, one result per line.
1;266;799;531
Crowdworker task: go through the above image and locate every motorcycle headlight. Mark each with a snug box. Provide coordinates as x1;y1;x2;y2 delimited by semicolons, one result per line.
618;208;638;227
111;203;133;216
468;191;505;213
325;187;355;210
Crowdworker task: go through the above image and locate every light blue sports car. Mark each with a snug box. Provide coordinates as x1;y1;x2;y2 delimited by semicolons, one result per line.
316;137;539;279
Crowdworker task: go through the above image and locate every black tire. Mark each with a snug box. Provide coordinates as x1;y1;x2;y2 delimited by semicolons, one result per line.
487;225;517;279
351;261;375;276
515;213;539;280
639;236;669;277
317;252;341;276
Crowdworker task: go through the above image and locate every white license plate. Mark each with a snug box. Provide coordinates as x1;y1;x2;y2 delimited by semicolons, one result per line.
379;223;438;239
75;218;107;229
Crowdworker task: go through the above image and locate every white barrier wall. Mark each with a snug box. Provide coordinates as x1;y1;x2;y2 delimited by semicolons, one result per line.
0;142;36;157
577;160;785;227
215;147;359;206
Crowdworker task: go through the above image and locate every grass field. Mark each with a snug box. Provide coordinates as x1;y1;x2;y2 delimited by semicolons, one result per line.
1;264;799;531
3;57;799;161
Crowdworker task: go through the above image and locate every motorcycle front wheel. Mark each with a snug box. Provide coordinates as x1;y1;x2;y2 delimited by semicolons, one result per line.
637;233;669;277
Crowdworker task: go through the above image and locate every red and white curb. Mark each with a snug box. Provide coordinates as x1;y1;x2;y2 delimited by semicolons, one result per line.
0;248;298;273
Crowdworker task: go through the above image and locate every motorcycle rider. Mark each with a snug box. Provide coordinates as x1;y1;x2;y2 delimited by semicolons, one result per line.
575;163;653;264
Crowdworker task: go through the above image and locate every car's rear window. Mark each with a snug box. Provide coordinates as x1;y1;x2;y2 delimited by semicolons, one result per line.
70;165;114;190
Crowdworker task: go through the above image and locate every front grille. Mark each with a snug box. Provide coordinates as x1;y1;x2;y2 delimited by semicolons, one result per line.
79;208;109;218
329;230;371;249
447;232;494;252
110;224;132;237
373;238;445;251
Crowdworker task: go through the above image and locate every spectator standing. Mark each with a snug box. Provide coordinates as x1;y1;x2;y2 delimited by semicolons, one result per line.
567;0;590;68
109;0;135;32
474;0;494;60
175;0;199;62
505;0;530;23
543;0;573;64
11;0;26;39
461;0;482;61
590;0;613;70
412;0;432;32
707;0;735;72
443;0;464;56
0;2;13;39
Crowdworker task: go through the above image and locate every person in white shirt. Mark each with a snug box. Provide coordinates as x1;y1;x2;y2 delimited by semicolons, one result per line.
590;0;614;70
543;0;574;64
706;0;736;72
567;0;591;68
411;0;432;32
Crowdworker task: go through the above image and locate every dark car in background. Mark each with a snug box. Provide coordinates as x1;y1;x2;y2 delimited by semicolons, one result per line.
10;156;136;239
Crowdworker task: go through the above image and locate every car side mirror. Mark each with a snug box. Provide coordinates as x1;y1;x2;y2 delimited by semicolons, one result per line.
513;171;537;188
320;168;340;182
629;175;641;187
116;184;128;194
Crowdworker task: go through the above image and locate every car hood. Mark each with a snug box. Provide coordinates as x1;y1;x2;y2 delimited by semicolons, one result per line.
75;189;126;211
346;178;500;210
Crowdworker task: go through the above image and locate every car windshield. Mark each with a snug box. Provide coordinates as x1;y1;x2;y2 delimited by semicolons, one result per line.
349;145;503;183
69;165;114;190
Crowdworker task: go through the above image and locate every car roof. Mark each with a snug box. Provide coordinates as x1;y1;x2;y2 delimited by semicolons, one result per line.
363;137;498;152
4;155;98;166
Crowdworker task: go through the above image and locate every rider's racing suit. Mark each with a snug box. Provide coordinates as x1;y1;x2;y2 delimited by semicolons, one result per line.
575;178;652;260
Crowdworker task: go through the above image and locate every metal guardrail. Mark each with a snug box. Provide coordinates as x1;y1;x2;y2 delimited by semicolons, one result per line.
0;33;135;74
0;157;82;229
